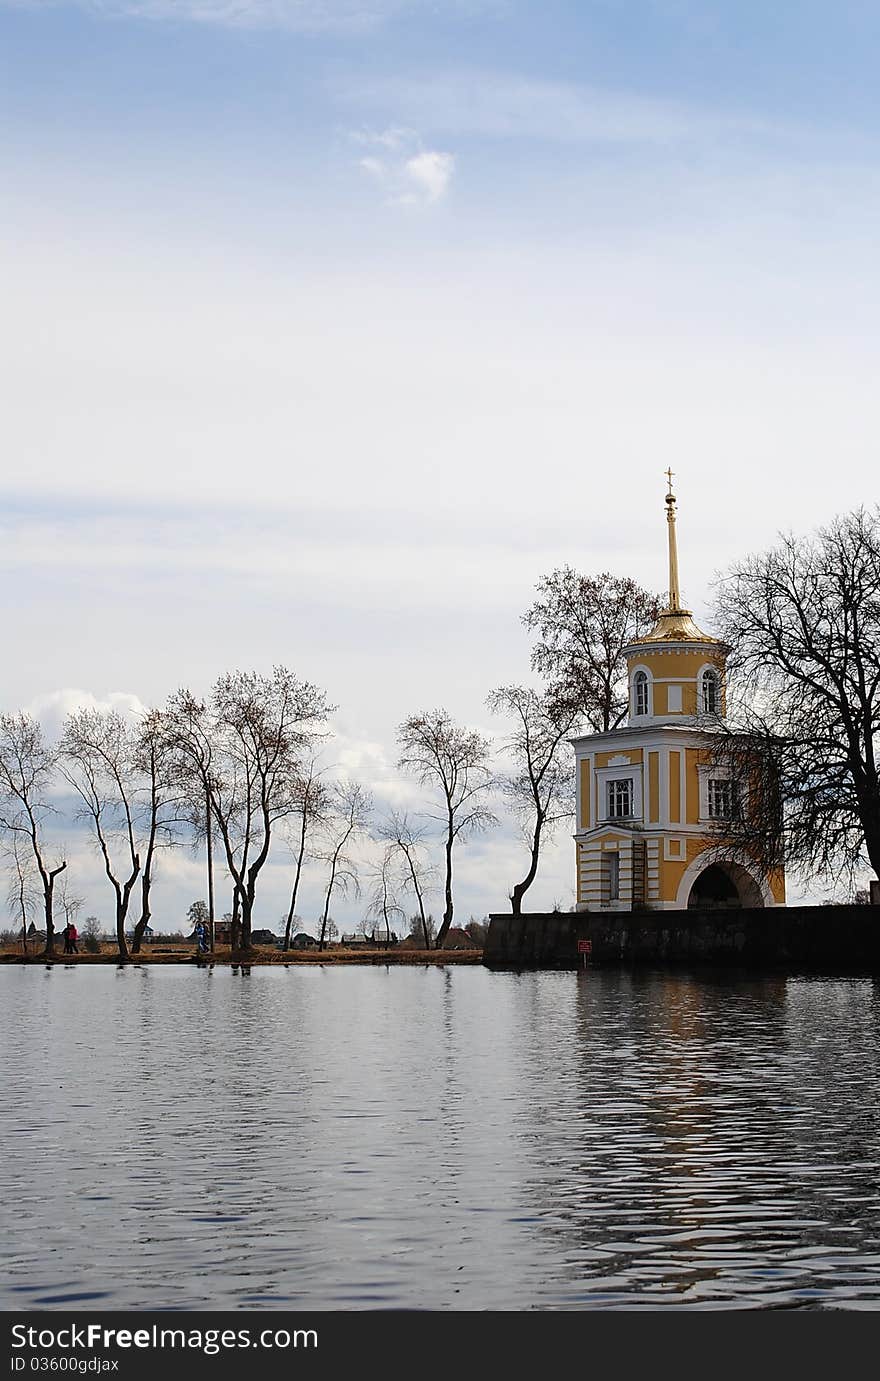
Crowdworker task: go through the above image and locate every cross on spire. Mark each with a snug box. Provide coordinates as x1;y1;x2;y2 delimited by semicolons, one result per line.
664;470;681;611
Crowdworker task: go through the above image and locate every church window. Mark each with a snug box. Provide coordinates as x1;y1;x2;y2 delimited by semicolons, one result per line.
707;778;739;819
634;670;649;716
607;778;632;818
701;669;720;714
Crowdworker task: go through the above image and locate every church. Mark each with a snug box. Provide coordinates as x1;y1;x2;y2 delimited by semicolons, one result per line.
572;477;786;912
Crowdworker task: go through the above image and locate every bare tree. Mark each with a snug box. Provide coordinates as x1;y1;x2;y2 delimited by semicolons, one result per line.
162;696;219;947
406;912;436;946
365;846;405;945
378;810;434;948
0;713;67;955
5;834;39;955
487;685;580;914
397;709;495;950
61;709;140;959
714;507;880;888
464;918;488;946
281;757;331;951
188;900;210;930
317;781;372;950
164;669;332;950
524;569;659;730
130;710;184;954
57;875;84;930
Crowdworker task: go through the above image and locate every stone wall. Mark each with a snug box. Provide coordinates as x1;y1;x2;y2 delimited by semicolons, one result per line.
484;906;880;971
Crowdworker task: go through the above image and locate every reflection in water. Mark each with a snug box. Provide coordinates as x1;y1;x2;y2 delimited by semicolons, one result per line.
1;966;879;1310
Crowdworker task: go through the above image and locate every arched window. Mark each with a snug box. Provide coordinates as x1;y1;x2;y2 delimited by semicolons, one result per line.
701;669;720;714
634;670;649;716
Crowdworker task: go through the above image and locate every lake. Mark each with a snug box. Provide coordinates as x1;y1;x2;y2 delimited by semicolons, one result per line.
2;964;880;1310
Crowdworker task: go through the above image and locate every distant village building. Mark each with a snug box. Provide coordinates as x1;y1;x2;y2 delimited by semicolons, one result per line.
572;475;786;912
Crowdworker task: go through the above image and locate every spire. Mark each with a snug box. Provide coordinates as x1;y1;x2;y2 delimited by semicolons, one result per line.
622;470;722;645
664;467;681;613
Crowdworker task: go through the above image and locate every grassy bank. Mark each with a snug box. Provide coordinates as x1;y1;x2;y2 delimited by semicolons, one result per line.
0;943;483;967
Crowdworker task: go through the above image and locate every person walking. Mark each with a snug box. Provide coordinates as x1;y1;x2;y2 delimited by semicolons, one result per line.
63;922;73;954
67;922;78;954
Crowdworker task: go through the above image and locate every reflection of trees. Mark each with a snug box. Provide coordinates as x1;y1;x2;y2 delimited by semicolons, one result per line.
509;970;880;1306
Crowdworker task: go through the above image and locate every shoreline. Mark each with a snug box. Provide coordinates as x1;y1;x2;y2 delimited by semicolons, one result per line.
0;948;483;967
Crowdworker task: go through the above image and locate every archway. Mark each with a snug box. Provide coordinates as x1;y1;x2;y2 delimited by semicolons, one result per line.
686;860;765;910
674;846;773;910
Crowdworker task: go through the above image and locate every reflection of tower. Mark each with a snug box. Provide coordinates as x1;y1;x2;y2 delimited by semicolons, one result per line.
572;477;785;912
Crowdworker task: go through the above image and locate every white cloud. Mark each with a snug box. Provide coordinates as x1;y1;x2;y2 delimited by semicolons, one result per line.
350;126;416;151
355;128;455;204
404;151;455;203
24;688;148;741
338;70;778;146
0;0;463;31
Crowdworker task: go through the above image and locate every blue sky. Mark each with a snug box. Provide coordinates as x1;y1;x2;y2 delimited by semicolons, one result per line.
2;0;880;924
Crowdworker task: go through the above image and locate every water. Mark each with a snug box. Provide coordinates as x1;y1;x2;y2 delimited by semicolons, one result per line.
2;964;880;1310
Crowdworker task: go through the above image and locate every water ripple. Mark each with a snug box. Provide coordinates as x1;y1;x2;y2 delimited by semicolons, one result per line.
1;966;879;1309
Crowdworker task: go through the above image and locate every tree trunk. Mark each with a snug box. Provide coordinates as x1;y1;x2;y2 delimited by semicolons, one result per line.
131;873;152;954
237;892;253;951
849;763;880;884
510;815;544;916
319;868;336;952
863;810;880;890
44;889;56;955
41;861;65;957
115;900;130;960
284;893;297;951
401;843;430;949
284;818;308;950
230;889;241;951
435;820;455;950
206;787;215;952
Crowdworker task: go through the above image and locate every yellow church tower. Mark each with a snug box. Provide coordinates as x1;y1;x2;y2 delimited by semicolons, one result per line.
572;475;786;912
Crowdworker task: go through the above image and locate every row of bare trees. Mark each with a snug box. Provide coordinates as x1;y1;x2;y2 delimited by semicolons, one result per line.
0;669;333;958
0;666;594;957
5;504;876;948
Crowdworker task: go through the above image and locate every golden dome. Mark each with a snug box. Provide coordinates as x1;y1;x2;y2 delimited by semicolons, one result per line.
636;608;722;645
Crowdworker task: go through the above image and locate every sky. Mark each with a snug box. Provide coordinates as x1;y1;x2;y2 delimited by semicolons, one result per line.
2;0;879;929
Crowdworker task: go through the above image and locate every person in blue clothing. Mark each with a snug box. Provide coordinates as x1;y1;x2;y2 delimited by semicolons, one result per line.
194;920;208;953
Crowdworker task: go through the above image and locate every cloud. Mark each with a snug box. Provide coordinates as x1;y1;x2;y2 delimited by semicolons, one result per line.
350;126;416;151
355;128;455;205
338;70;777;147
24;688;148;741
404;151;455;203
0;0;463;31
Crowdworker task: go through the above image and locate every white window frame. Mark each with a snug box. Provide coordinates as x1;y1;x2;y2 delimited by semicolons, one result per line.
596;763;644;824
633;670;649;717
700;667;720;715
707;777;739;820
629;664;653;721
698;764;745;823
606;778;633;819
